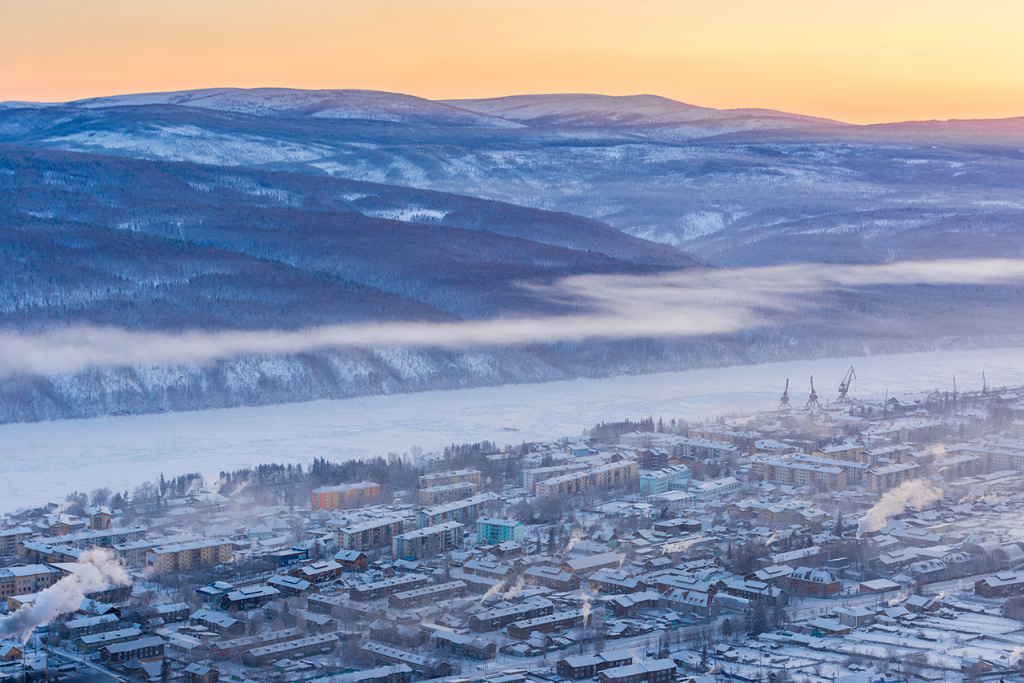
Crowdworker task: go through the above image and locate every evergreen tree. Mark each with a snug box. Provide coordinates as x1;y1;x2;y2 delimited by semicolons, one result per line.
721;617;734;641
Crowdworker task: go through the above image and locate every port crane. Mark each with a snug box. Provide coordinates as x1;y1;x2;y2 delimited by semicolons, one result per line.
837;366;856;403
779;379;791;410
806;376;820;410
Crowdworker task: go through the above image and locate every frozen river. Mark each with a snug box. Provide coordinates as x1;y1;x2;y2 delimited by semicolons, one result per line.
2;346;1023;509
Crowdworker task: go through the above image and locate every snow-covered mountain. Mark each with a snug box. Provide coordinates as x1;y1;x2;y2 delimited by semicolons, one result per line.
3;88;1024;422
443;93;843;132
69;87;523;127
4;87;1024;268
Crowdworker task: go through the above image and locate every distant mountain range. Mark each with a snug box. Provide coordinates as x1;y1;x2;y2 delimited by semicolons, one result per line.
1;88;1023;422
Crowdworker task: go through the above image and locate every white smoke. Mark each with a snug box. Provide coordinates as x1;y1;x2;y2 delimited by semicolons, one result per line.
479;580;507;602
2;258;1024;378
764;531;783;547
563;529;585;555
502;577;526;601
580;589;593;626
0;548;130;642
857;480;943;536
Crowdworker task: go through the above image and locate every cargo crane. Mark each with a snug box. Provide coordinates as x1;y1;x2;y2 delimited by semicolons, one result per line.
806;376;820;410
837;366;856;403
779;379;791;410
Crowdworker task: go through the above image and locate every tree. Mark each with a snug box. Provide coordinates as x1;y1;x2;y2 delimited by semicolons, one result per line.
721;617;734;641
746;600;768;636
161;657;171;683
699;644;709;672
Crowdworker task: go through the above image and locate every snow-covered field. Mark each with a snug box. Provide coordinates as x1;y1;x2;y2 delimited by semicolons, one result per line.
2;346;1023;510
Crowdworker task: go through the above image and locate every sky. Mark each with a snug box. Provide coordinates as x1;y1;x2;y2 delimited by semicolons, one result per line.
2;0;1023;124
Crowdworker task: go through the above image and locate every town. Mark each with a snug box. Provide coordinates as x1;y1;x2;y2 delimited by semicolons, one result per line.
4;374;1024;683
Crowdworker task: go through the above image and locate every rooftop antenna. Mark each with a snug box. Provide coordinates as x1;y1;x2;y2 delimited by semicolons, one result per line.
838;366;856;404
779;379;791;411
806;376;820;411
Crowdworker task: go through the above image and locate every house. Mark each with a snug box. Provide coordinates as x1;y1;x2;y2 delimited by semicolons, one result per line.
99;636;165;663
208;628;305;660
221;586;280;611
334;549;369;571
659;589;718;620
351;574;430;601
834;606;875;629
976;571;1024;598
506;610;585;640
294;559;342;583
153;602;190;623
0;643;23;662
240;634;338;666
557;651;633;680
63;613;121;639
77;628;143;654
431;631;497;660
605;591;660;618
599;660;676;683
523;566;580;592
183;664;219;683
388;581;466;609
562;552;624;574
268;575;316;597
469;599;553;632
589;571;646;594
333;665;413;683
190;610;245;637
783;567;841;597
905;595;939;613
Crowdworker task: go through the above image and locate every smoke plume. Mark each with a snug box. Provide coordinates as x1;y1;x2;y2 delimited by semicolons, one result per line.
857;479;943;536
580;589;593;626
0;548;130;642
562;529;584;555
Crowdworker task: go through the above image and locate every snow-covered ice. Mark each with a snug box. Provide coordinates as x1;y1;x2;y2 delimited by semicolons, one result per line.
1;346;1022;509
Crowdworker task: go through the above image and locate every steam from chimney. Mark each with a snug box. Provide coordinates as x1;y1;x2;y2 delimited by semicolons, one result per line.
857;479;943;536
580;589;593;626
0;548;131;642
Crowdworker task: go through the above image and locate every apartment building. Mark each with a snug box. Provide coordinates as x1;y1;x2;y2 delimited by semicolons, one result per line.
392;521;463;560
0;564;60;598
417;493;496;528
521;463;590;490
0;527;31;556
310;482;381;511
336;516;405;552
865;462;921;494
535;471;591;498
418;482;478;506
418;469;482;489
145;539;232;574
763;461;848;491
591;460;639;489
475;518;524;545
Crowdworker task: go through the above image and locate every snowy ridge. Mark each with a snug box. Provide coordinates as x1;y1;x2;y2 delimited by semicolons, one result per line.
442;93;844;129
65;87;524;128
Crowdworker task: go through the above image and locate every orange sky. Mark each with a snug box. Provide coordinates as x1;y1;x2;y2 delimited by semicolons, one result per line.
2;0;1023;124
